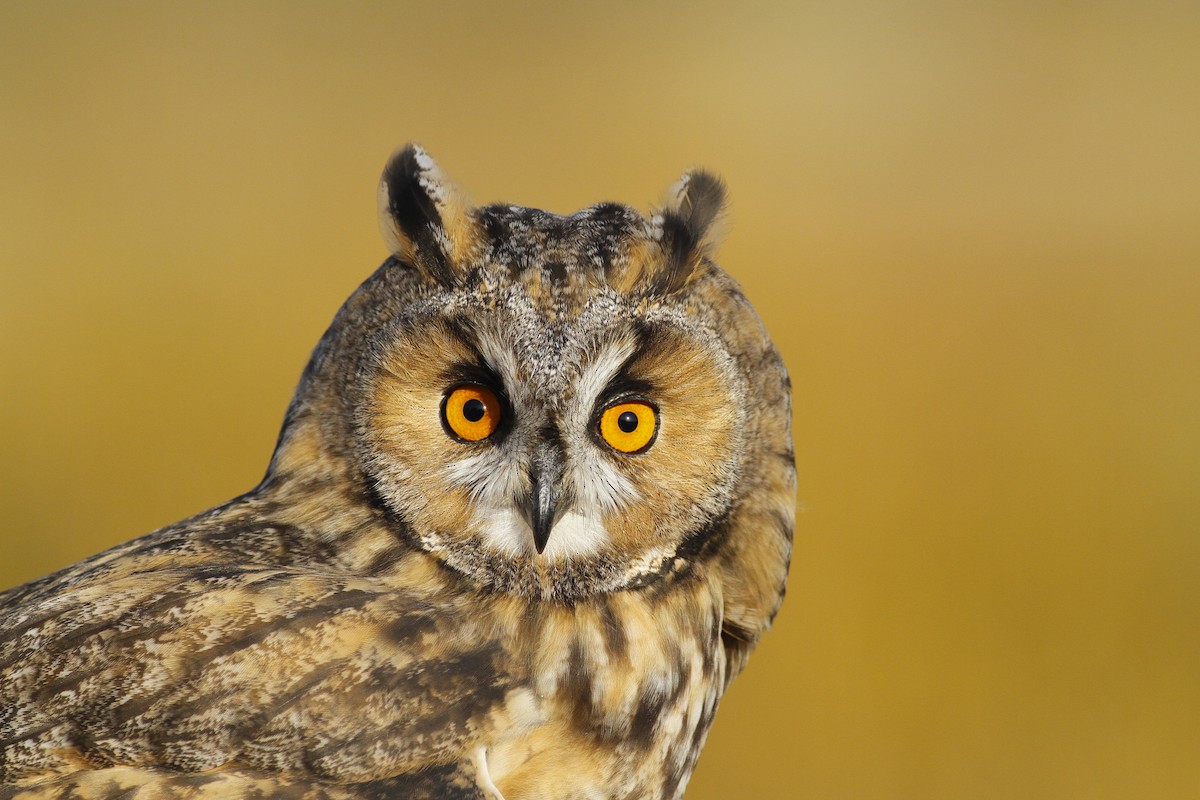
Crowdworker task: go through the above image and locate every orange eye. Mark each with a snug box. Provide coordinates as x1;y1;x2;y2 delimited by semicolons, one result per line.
442;384;502;442
599;401;657;454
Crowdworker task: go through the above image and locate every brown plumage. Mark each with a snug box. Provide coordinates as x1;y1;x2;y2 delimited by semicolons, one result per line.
0;145;794;799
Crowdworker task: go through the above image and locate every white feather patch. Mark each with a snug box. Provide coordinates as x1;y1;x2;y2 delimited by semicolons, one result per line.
473;506;609;562
475;507;529;557
541;509;608;561
445;452;525;503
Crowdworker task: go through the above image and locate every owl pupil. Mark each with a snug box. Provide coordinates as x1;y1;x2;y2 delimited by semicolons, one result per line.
617;411;639;433
463;399;486;422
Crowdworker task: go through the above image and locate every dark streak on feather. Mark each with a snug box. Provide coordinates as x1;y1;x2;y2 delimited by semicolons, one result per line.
545;260;568;285
382;147;452;286
598;598;627;662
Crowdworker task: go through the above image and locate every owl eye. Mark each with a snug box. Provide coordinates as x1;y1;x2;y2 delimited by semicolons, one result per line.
442;384;502;442
599;401;658;454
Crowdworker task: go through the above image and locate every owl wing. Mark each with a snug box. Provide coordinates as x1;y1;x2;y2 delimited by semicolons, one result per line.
0;541;518;798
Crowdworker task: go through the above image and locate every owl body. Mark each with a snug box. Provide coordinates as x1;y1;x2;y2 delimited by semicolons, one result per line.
0;147;794;799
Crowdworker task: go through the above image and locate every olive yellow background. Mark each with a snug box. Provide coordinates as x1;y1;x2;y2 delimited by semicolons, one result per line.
2;3;1197;798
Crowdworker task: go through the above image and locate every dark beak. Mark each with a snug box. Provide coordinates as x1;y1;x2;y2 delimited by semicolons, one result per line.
523;448;567;555
529;474;558;554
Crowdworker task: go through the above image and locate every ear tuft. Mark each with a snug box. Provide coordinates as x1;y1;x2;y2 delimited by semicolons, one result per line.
666;170;728;247
653;169;729;294
377;144;473;285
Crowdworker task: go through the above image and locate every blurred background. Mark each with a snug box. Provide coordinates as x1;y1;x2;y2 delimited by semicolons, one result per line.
1;2;1197;797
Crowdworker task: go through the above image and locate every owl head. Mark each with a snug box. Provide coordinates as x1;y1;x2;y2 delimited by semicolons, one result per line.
267;146;793;635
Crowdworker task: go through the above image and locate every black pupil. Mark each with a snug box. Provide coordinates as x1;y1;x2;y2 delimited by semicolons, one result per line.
617;410;639;433
462;398;486;423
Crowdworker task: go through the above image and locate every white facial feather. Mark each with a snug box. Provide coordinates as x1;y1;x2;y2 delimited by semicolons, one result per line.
445;450;526;503
568;333;637;413
471;506;607;562
567;455;638;516
541;509;608;561
562;335;642;516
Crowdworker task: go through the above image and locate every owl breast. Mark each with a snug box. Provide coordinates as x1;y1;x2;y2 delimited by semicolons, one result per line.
484;573;726;800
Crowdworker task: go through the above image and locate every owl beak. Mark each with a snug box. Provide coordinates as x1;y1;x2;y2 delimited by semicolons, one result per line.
523;447;570;555
528;474;559;555
520;438;574;556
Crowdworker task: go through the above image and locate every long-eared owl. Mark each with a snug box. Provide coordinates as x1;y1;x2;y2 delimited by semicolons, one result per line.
0;146;794;799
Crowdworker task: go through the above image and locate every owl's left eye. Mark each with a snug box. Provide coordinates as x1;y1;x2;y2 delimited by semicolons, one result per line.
599;401;658;454
442;384;502;442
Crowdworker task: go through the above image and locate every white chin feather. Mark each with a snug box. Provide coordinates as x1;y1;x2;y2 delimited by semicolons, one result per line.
476;507;608;561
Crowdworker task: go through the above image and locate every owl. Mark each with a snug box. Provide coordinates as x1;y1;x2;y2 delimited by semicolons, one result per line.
0;146;794;799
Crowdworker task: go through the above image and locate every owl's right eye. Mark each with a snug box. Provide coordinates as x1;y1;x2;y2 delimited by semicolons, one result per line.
442;384;503;442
